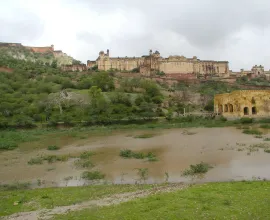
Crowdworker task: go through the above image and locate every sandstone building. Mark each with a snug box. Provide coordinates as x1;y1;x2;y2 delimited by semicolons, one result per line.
230;65;270;79
88;49;230;77
214;90;270;118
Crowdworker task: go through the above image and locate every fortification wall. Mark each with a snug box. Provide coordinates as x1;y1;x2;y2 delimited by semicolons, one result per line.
26;46;54;53
61;64;87;72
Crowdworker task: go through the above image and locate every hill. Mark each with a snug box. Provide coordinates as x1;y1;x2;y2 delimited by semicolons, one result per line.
0;42;78;67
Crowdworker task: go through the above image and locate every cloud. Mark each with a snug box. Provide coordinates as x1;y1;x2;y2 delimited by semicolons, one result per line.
0;3;44;43
1;0;270;70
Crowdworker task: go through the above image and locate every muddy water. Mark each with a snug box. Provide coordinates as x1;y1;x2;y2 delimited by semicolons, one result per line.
1;127;270;188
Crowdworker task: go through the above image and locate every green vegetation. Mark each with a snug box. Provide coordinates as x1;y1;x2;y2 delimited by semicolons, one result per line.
0;184;153;217
243;129;263;135
81;171;105;180
28;157;43;165
248;143;270;153
240;117;253;124
28;154;70;165
54;181;270;220
182;162;213;176
264;138;270;141
120;149;158;161
47;145;60;151
134;133;156;139
74;151;95;169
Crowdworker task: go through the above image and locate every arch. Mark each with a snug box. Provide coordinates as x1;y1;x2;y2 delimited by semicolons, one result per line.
218;105;223;113
244;107;249;115
224;104;228;112
229;104;233;112
252;107;257;115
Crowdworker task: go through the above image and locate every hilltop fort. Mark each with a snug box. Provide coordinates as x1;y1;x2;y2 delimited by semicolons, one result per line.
87;49;230;79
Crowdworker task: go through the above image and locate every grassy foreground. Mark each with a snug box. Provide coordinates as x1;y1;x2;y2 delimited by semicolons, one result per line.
0;184;153;217
53;181;270;220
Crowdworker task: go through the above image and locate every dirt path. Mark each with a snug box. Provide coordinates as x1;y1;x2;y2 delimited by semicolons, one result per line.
3;183;188;220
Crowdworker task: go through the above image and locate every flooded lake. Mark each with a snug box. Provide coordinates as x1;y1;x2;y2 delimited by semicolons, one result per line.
1;127;270;188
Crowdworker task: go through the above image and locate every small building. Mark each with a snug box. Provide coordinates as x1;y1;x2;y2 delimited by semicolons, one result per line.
214;90;270;118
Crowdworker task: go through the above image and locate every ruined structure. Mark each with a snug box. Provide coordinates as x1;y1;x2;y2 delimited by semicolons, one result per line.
230;65;270;79
0;42;54;53
61;64;87;72
214;90;270;118
88;49;230;78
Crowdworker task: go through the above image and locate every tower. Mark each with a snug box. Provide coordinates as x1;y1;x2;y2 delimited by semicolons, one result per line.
107;49;110;57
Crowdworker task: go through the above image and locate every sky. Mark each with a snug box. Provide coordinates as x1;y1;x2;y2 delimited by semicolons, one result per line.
1;0;270;71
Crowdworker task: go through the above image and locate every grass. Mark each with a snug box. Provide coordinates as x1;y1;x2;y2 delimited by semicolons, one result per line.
264;138;270;141
182;162;213;176
28;155;70;165
47;145;60;151
0;141;18;150
119;149;158;161
81;171;105;180
242;129;263;135
260;124;270;129
79;151;94;159
134;133;156;139
74;159;94;169
248;143;270;153
0;184;154;217
28;157;43;165
53;181;270;220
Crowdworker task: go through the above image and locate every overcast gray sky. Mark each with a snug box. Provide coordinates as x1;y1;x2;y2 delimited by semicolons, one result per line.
1;0;270;71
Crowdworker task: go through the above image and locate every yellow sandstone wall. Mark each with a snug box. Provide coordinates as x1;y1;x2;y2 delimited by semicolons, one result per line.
214;90;270;118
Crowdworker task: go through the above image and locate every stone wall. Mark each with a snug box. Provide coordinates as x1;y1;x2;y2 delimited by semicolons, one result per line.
25;45;54;53
214;90;270;118
61;64;87;72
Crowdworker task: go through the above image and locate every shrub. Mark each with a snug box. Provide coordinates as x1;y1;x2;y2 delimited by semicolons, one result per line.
74;159;94;169
220;116;227;122
134;134;155;139
264;138;270;141
243;129;262;135
80;151;94;159
43;155;69;163
0;141;18;150
264;149;270;153
0;182;30;191
120;149;133;158
240;118;253;124
260;124;270;129
182;162;212;176
81;171;105;180
47;145;60;151
28;157;43;165
119;149;157;161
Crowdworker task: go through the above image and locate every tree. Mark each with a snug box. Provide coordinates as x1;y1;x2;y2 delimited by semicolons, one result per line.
91;72;115;91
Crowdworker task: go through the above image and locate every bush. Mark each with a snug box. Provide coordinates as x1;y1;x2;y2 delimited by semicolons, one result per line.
182;162;212;176
0;141;18;150
120;149;133;158
240;118;253;124
47;145;60;151
80;151;94;159
81;171;105;180
119;149;157;161
28;157;43;165
74;159;94;168
243;129;262;135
